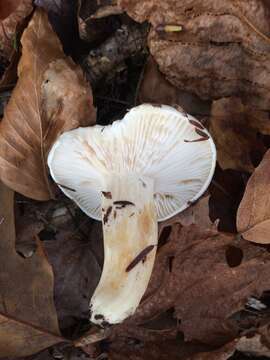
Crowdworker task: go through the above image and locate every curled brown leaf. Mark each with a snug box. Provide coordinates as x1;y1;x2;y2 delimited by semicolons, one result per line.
0;9;96;201
119;0;270;110
237;149;270;243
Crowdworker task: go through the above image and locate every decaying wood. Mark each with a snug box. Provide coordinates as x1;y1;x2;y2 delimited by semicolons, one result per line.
81;23;148;86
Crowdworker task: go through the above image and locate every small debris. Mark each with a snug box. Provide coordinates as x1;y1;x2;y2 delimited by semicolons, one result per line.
126;245;155;272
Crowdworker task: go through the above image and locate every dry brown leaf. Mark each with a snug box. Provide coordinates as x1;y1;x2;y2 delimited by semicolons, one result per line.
237;149;270;243
119;0;270;110
209;97;270;172
112;224;270;346
108;339;203;360
159;195;213;237
0;9;95;201
34;0;78;53
137;56;210;118
0;182;66;357
186;341;238;360
0;1;20;20
44;227;102;330
0;0;33;61
236;332;270;357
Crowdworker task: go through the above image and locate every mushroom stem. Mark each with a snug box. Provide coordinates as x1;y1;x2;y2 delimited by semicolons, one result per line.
90;174;158;325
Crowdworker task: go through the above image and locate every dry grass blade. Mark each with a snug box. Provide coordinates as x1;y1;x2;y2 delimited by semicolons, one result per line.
0;9;95;200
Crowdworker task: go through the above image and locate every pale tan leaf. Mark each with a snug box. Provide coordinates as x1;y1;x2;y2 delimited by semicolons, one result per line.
241;219;270;244
0;9;95;200
237;149;270;243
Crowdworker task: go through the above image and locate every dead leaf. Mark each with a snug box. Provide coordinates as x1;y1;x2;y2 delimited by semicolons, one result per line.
209;97;270;172
137;56;210;118
209;167;247;233
119;0;270;110
186;340;238;360
0;0;33;61
108;338;210;360
0;182;66;357
237;149;270;243
112;224;270;346
0;9;95;201
159;195;213;237
34;0;78;54
44;226;102;330
236;332;270;357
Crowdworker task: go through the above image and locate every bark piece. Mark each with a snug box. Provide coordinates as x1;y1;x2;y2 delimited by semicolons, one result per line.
81;23;148;86
78;0;121;44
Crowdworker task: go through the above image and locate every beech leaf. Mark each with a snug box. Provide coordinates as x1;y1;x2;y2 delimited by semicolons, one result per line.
0;9;95;201
237;149;270;243
209;97;270;172
119;0;270;110
0;182;65;357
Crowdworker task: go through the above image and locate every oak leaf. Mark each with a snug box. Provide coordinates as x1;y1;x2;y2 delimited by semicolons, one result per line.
0;9;95;200
237;149;270;243
0;182;65;357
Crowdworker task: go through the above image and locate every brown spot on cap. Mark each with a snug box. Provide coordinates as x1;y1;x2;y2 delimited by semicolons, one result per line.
184;137;209;143
114;200;135;208
189;119;205;130
102;191;112;199
56;183;76;192
95;314;105;320
195;128;209;139
103;206;112;224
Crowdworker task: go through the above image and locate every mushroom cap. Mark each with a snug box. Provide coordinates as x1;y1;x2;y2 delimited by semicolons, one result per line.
48;104;216;221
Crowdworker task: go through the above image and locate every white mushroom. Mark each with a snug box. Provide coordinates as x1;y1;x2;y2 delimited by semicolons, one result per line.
47;104;216;325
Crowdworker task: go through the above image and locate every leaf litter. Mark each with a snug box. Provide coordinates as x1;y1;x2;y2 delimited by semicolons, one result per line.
1;1;270;359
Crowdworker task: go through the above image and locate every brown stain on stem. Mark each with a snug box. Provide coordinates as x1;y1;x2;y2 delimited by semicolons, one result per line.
126;245;155;272
103;206;112;224
102;191;112;199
